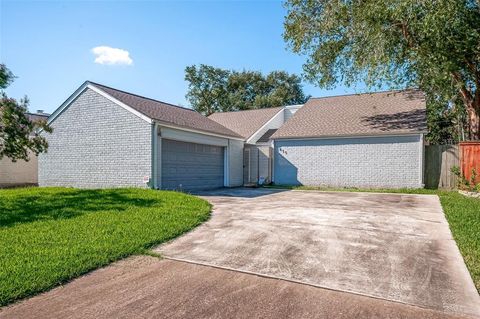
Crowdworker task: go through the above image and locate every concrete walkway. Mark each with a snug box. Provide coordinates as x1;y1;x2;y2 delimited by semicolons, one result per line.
156;188;480;318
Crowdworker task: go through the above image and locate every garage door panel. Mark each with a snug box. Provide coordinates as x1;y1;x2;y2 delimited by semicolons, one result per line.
161;139;224;191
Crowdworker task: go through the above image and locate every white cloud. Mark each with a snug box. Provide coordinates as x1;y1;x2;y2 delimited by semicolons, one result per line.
91;46;133;65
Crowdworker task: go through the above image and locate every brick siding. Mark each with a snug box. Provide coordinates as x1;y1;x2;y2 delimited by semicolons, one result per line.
39;88;151;188
274;135;422;188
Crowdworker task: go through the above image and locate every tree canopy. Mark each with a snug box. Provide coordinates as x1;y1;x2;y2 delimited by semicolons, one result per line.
284;0;480;141
0;64;52;161
185;64;308;115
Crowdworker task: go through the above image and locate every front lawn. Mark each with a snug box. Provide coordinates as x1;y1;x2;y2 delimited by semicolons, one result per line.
266;185;480;291
0;187;211;306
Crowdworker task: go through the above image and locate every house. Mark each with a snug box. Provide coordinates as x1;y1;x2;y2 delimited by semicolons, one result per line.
0;111;49;188
39;81;244;190
210;90;426;189
271;90;427;188
40;82;426;190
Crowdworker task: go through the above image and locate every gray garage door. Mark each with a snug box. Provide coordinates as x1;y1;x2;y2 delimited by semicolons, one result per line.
161;139;224;191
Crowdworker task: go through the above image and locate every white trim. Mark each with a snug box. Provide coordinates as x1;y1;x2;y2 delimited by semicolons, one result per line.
246;108;285;144
87;85;152;123
419;134;425;187
224;140;230;187
272;132;426;141
47;82;88;125
271;141;275;183
47;82;152;125
155;121;244;141
284;104;303;109
151;122;159;189
246;148;251;183
157;133;162;189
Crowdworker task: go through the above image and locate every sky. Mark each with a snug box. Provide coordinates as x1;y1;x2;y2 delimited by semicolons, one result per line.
1;0;366;114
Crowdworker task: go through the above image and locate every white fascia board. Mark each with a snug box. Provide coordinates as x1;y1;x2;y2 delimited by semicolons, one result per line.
246;108;285;144
47;81;89;125
47;81;152;125
87;85;152;123
272;132;426;141
155;121;244;141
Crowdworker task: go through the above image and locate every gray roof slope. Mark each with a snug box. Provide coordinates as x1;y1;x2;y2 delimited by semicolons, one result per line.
208;107;283;139
257;129;278;143
272;90;426;139
89;82;241;138
26;112;49;122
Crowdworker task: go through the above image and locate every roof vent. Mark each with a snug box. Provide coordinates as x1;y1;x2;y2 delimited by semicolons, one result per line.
36;110;44;114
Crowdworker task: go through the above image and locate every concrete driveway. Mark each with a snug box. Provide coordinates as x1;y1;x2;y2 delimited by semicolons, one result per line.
156;188;480;318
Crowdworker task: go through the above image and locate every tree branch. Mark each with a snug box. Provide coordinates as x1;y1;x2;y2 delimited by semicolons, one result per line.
452;71;475;108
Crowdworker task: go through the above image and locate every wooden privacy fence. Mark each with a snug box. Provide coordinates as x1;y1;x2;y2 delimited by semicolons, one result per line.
460;141;480;184
424;144;459;189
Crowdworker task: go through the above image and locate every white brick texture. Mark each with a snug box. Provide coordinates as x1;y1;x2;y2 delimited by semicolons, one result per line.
274;135;422;188
39;88;151;188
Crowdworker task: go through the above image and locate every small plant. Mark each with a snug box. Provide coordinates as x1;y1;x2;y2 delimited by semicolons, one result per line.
470;168;478;191
451;166;480;192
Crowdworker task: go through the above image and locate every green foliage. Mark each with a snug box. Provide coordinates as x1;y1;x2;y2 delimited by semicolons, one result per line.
451;165;461;178
284;0;480;140
0;64;14;89
450;165;479;191
427;99;467;144
185;64;308;115
0;64;52;161
184;64;230;115
0;187;211;306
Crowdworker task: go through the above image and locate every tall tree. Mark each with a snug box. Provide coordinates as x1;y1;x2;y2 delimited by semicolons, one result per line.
185;64;308;115
185;65;230;115
0;64;52;161
284;0;480;140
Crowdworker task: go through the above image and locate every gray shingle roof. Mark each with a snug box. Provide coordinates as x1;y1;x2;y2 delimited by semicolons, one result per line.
272;90;426;139
89;82;242;138
26;112;49;123
208;107;283;139
257;129;278;143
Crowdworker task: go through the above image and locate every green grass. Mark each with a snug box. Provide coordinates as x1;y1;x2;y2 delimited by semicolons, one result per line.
0;187;211;306
265;184;480;291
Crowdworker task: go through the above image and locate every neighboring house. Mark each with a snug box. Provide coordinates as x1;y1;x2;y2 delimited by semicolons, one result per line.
39;81;244;190
271;90;427;188
40;82;426;190
0;111;49;188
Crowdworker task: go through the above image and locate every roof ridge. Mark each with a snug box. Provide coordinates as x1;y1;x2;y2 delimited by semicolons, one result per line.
209;106;284;116
25;112;49;116
309;88;421;101
87;81;196;112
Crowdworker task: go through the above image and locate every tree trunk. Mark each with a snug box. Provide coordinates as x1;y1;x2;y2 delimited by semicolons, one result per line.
468;101;480;140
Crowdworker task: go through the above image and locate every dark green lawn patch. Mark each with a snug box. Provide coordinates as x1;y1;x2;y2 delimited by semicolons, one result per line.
0;187;210;306
265;185;480;291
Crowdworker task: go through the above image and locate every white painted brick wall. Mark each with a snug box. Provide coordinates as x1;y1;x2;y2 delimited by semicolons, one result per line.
274;135;422;188
228;139;244;187
39;88;151;188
